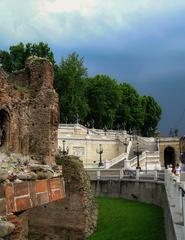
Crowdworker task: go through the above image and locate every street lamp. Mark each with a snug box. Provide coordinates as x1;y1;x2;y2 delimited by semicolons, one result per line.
133;142;142;170
60;140;69;156
96;144;104;167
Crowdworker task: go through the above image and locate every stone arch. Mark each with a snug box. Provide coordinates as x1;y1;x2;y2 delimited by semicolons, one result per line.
0;109;10;148
164;146;176;168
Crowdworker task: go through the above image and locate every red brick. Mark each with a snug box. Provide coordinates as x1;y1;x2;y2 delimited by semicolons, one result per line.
36;192;49;205
5;184;15;212
50;189;62;202
47;179;52;202
60;179;65;198
36;180;48;193
15;197;32;212
0;185;5;198
14;182;28;196
29;181;37;207
49;178;61;189
0;199;6;215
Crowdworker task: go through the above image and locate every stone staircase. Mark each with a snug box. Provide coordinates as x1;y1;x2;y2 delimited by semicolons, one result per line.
109;137;160;170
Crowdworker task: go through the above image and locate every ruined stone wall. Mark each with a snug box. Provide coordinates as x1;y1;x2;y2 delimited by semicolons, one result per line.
0;57;59;164
28;156;97;240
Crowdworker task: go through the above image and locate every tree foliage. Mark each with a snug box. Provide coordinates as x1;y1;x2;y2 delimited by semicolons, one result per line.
140;96;162;136
0;43;162;136
115;83;145;131
54;52;89;123
0;42;54;72
85;75;121;129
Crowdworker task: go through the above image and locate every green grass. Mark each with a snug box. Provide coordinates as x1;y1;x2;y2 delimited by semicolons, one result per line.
88;197;166;240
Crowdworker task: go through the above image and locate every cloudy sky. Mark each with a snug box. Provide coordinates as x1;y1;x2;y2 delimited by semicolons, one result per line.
1;0;185;136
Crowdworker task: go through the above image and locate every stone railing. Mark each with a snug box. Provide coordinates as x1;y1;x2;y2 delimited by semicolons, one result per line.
126;151;160;170
0;177;65;215
86;169;164;181
137;136;155;144
59;123;128;136
104;153;127;169
165;170;185;240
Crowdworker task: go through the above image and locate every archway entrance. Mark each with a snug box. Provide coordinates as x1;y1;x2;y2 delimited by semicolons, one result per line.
0;109;10;148
164;146;175;168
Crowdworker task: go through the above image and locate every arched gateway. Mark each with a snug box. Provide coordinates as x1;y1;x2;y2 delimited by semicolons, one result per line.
164;146;176;168
0;109;10;148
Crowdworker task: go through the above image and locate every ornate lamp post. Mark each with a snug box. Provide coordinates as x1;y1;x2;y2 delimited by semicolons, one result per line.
60;140;69;156
133;142;142;170
96;144;104;167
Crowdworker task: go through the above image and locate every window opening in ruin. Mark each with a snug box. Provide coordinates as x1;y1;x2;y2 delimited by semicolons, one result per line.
164;146;175;168
0;109;10;148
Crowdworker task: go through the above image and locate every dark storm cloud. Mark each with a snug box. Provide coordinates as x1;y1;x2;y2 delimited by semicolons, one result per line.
53;9;185;136
1;0;185;135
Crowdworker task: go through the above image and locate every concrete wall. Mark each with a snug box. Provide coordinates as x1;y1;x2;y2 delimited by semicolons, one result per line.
91;179;176;240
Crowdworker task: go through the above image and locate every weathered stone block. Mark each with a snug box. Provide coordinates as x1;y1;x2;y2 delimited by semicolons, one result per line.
36;192;49;205
15;197;31;212
49;178;62;189
14;182;29;196
0;221;15;238
51;190;62;202
5;184;15;213
35;180;48;193
29;181;37;207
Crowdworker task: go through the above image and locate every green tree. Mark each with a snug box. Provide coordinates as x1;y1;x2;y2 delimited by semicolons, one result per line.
115;83;145;131
85;75;121;129
140;96;162;136
54;52;89;123
0;42;55;72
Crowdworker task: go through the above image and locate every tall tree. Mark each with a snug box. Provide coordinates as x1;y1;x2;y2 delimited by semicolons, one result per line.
85;75;121;129
0;42;55;72
116;83;145;131
140;96;162;136
54;52;89;123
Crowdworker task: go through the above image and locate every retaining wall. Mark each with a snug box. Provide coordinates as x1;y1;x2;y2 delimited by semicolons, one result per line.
91;179;176;240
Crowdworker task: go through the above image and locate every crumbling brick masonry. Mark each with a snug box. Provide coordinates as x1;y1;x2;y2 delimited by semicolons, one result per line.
0;57;59;164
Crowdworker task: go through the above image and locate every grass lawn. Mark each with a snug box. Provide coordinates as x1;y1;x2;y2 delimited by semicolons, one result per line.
88;197;166;240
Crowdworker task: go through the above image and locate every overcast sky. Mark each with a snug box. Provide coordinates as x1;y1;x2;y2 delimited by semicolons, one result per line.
1;0;185;136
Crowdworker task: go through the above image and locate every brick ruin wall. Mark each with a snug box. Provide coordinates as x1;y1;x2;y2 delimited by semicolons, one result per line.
28;156;97;240
0;58;97;239
0;57;59;164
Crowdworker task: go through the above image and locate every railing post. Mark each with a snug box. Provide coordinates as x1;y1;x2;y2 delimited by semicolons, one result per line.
136;169;140;180
154;170;158;181
178;187;183;223
97;170;100;180
120;169;124;179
